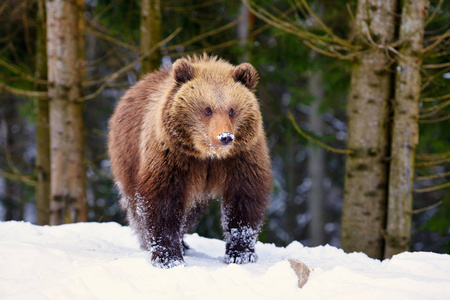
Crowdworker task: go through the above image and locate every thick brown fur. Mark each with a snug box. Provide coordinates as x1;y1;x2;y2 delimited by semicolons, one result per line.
108;54;272;268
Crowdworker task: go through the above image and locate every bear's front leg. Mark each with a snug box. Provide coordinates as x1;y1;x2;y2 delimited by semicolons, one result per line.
133;188;186;268
149;218;184;268
222;220;260;264
221;170;270;264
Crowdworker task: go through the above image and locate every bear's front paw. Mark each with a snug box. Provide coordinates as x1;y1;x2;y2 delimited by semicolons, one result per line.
224;250;258;264
151;252;185;269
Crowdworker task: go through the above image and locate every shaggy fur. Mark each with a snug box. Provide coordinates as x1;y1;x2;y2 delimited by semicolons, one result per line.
108;54;272;268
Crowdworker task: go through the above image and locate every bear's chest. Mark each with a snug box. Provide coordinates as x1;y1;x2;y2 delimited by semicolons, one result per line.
184;159;226;208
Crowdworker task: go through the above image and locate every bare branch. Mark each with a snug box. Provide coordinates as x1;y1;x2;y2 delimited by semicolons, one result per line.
163;17;240;52
421;66;450;91
0;58;47;85
244;0;359;56
0;169;36;187
421;93;450;102
412;200;443;213
419;98;450;118
297;0;355;49
415;157;450;168
422;29;450;53
288;111;352;155
84;25;139;51
0;143;36;187
424;0;444;26
166;0;224;12
169;40;239;58
414;182;450;193
419;113;450;123
423;62;450;69
0;82;47;98
81;28;182;101
415;171;450;181
416;150;450;160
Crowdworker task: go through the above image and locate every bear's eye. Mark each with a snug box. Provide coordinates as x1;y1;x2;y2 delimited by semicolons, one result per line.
229;108;234;118
204;107;212;116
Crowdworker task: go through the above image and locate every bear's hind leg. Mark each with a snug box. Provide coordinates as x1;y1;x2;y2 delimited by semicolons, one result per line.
180;201;209;253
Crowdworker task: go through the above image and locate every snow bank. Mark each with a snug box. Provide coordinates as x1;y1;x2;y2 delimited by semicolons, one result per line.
1;221;449;300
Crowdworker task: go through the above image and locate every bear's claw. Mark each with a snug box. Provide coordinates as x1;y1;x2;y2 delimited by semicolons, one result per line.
151;255;185;269
224;251;258;264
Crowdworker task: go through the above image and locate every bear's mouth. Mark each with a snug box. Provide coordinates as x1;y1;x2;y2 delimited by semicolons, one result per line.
208;142;232;151
205;140;233;158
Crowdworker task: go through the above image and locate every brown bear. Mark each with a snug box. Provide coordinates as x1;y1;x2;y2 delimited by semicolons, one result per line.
108;54;272;268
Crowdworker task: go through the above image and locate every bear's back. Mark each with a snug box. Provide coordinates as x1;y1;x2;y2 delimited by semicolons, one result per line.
108;69;170;196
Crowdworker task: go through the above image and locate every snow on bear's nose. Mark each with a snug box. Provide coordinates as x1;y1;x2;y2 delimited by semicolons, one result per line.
218;132;234;146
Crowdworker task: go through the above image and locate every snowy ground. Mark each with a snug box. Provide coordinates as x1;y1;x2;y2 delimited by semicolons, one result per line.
1;221;449;300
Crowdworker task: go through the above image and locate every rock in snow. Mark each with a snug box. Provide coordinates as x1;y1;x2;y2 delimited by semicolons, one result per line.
1;221;450;300
287;258;310;288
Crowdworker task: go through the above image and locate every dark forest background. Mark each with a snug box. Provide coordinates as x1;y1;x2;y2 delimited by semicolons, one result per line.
0;0;449;255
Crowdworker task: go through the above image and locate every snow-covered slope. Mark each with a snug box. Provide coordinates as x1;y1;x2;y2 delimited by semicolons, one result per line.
1;221;449;300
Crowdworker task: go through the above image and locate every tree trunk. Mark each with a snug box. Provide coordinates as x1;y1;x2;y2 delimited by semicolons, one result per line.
238;2;255;62
35;0;50;225
307;69;325;246
140;0;162;76
384;0;429;258
47;0;86;225
67;101;87;222
341;0;398;259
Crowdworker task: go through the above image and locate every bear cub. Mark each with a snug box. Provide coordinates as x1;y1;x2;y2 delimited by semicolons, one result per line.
108;54;272;268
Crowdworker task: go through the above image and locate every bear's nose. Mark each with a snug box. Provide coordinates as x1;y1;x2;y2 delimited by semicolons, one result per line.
218;132;234;146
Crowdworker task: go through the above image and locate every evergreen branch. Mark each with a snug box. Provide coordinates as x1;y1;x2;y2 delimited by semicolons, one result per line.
288;111;352;155
0;58;47;85
92;0;115;22
0;169;37;187
414;182;450;193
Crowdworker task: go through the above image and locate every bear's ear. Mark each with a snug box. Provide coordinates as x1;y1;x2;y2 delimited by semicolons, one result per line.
173;58;195;84
232;63;259;90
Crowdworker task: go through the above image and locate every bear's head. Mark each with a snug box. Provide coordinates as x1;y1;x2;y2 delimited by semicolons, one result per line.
163;56;263;159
